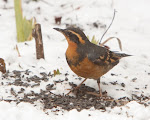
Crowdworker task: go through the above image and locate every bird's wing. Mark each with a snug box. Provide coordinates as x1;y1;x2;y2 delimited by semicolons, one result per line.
93;51;120;66
87;44;128;66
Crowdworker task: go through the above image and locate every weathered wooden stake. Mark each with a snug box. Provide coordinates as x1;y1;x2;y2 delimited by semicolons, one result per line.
32;24;45;59
0;58;6;74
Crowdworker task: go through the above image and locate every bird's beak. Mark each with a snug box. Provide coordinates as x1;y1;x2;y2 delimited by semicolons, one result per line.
53;28;69;39
53;28;65;33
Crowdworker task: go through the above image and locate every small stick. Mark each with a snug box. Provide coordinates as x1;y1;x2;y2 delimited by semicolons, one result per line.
40;0;53;6
100;37;122;51
16;45;21;57
32;24;45;59
99;9;117;45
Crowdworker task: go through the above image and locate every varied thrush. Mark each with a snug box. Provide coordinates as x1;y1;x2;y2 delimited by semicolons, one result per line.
54;27;130;97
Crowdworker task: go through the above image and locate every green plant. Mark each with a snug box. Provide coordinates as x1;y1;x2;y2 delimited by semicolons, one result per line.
53;69;61;76
87;35;99;45
14;0;35;42
91;35;99;45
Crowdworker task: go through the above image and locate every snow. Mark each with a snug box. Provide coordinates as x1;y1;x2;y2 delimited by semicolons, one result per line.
0;0;150;120
1;101;150;120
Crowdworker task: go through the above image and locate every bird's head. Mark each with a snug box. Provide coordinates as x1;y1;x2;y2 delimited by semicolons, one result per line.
53;27;89;45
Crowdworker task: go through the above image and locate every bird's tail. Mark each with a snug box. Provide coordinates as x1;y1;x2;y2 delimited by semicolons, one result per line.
115;53;132;58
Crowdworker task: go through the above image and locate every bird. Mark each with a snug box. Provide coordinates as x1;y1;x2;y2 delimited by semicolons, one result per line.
54;27;130;97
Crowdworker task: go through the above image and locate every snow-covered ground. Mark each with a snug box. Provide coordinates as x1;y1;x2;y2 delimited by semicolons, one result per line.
0;0;150;119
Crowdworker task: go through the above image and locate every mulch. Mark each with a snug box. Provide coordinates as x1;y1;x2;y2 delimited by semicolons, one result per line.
1;70;150;111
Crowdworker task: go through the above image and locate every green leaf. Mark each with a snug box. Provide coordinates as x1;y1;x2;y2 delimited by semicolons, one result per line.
91;35;99;45
23;17;34;41
14;0;35;42
14;0;24;42
53;69;61;76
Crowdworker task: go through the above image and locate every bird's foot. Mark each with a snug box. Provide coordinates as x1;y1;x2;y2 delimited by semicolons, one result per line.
66;89;72;95
66;79;88;95
86;91;112;100
66;86;79;95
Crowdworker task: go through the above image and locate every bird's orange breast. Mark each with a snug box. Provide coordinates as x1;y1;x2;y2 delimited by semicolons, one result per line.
68;57;108;80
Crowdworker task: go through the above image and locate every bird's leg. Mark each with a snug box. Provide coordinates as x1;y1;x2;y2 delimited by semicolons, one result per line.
67;78;87;95
86;78;102;97
75;78;87;89
97;77;102;97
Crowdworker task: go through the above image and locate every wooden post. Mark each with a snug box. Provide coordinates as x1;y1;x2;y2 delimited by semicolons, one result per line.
32;24;45;59
0;58;6;74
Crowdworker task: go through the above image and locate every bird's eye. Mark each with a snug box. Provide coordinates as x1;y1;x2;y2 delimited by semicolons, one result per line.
67;32;79;44
67;32;72;37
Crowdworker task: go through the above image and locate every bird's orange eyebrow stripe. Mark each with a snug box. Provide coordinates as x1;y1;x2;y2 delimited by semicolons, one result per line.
68;30;85;44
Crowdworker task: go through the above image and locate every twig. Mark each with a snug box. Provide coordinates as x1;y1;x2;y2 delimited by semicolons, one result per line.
16;45;21;57
99;9;117;45
40;0;53;6
100;37;122;51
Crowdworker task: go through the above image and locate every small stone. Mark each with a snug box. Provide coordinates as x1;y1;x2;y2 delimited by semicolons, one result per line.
46;84;54;90
1;82;3;85
121;83;125;87
65;73;69;76
65;77;68;81
110;81;118;85
21;88;25;92
111;73;117;76
132;78;137;82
